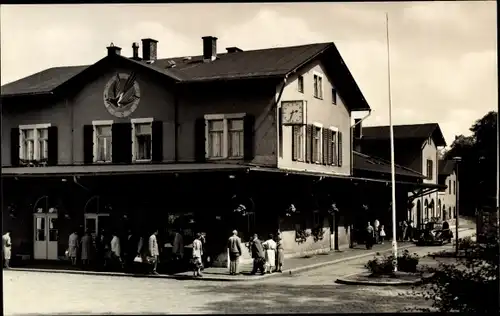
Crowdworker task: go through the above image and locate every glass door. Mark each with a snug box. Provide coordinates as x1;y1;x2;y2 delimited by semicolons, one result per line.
47;214;59;260
33;214;47;259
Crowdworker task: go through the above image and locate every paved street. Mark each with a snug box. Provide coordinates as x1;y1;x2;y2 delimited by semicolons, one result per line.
4;229;474;315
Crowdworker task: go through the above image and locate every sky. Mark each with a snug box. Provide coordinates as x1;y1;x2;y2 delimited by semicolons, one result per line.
1;2;497;146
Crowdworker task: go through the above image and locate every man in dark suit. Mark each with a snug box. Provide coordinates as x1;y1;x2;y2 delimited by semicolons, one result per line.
249;234;265;275
227;230;242;275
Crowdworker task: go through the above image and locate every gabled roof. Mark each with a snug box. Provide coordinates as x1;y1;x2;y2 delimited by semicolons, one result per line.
361;123;447;147
353;151;425;179
1;42;370;111
438;159;456;176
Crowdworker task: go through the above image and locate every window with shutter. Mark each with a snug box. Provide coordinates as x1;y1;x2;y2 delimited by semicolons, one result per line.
151;120;163;163
202;113;250;160
292;125;305;161
312;126;322;163
112;122;132;164
337;131;343;166
18;124;51;164
83;125;94;164
92;121;113;163
331;130;337;166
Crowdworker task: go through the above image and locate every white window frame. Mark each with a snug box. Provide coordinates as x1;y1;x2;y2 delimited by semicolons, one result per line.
292;125;306;162
92;120;113;163
329;126;339;166
312;122;323;164
313;72;324;100
131;118;154;163
204;113;246;160
18;123;51;162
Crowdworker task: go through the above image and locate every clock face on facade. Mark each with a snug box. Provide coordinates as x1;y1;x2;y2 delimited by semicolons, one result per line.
281;100;305;125
103;72;141;118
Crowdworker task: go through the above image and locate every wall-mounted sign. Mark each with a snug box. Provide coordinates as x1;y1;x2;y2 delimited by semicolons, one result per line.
103;72;141;118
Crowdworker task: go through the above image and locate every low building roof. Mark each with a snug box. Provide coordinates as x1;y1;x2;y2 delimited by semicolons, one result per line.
361;123;447;147
353;151;425;179
438;159;456;176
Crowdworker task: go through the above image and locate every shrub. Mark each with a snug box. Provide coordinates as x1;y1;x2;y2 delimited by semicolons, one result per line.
311;226;325;242
407;228;499;313
365;250;420;275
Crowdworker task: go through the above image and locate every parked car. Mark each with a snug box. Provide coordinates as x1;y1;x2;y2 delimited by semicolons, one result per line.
416;222;453;246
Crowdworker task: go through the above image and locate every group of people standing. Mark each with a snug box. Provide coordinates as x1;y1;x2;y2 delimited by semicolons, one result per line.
67;228;161;274
226;230;284;276
365;219;386;249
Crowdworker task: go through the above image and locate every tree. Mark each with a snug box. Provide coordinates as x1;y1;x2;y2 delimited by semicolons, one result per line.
444;111;497;216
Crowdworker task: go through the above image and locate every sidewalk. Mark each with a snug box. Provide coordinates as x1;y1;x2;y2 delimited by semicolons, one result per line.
7;228;473;282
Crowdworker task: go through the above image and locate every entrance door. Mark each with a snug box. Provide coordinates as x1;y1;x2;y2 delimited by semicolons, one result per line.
33;213;59;260
84;213;110;238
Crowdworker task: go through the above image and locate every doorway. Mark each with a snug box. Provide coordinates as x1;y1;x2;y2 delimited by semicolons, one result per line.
33;213;59;260
84;213;111;238
416;200;422;227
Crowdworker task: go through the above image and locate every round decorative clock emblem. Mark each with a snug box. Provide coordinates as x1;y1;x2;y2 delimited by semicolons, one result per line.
103;72;141;118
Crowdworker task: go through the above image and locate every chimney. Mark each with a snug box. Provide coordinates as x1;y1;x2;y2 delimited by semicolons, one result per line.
353;119;363;152
107;43;122;56
202;36;217;62
132;42;140;60
226;47;243;53
141;38;158;62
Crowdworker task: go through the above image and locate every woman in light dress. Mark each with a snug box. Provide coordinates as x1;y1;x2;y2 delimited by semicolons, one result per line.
192;233;204;277
3;231;12;269
68;230;79;266
262;233;277;274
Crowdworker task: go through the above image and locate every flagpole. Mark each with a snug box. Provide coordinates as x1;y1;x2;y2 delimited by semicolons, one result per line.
386;12;398;272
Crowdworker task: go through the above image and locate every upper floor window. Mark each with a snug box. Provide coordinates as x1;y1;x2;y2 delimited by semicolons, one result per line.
93;120;112;163
292;125;305;161
332;88;337;105
312;124;322;163
453;180;456;195
313;74;323;99
131;118;153;162
426;159;433;180
329;128;338;166
19;124;50;161
448;179;452;194
297;75;304;93
205;113;245;159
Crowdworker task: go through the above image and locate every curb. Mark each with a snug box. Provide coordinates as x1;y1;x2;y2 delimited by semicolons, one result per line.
335;272;435;286
6;243;417;282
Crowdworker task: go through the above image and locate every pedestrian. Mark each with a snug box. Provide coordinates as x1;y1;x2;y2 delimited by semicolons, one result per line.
192;233;203;277
149;229;160;275
3;230;12;269
249;234;265;275
80;229;93;269
172;229;184;265
275;230;284;273
374;219;380;244
402;220;409;241
124;229;136;271
366;222;375;249
227;230;242;275
110;231;123;270
262;234;277;274
68;230;79;266
409;220;415;241
379;225;386;244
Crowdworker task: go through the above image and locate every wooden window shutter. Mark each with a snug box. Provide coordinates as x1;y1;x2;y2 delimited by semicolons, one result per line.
291;126;298;161
194;118;207;162
278;107;283;158
305;124;313;163
112;123;132;164
47;126;58;166
244;115;255;161
151;121;163;163
83;125;94;164
338;131;343;167
322;128;328;165
10;128;20;167
332;131;337;165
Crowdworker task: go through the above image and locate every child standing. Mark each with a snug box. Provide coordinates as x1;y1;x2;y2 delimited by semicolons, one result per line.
379;225;386;244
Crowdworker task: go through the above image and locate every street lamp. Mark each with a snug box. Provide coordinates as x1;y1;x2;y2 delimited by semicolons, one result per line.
452;156;462;255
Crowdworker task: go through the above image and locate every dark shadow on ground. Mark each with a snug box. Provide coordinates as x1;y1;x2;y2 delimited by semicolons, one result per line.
187;282;429;313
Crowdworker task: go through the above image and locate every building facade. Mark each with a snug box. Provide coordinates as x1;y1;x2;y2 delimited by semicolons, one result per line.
438;159;457;221
1;36;371;265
